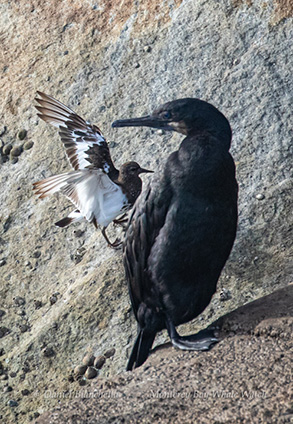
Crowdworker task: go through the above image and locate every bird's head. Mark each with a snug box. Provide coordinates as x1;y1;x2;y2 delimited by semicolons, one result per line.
119;161;153;180
112;98;232;148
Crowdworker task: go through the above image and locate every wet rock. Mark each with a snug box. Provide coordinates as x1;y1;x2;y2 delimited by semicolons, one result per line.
82;354;95;367
93;355;106;369
23;140;34;150
104;348;115;358
18;129;27;140
85;366;98;379
74;365;87;377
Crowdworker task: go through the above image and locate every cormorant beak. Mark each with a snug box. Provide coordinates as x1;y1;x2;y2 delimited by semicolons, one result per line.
112;115;174;132
138;167;153;174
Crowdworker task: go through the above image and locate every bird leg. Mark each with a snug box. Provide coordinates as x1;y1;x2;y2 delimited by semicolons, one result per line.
113;213;128;228
101;227;122;249
165;315;218;351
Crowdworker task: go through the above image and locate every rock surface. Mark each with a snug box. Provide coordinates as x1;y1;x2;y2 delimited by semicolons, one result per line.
0;0;292;423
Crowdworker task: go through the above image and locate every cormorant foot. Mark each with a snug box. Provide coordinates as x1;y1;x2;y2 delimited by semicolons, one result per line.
171;329;218;351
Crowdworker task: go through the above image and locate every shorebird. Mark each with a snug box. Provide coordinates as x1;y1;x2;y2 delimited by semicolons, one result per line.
112;98;238;369
33;92;152;248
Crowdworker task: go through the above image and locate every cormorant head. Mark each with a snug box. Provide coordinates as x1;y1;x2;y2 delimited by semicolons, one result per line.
112;98;232;148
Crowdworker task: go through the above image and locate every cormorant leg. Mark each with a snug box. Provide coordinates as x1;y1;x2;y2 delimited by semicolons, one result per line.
101;227;122;249
165;315;218;351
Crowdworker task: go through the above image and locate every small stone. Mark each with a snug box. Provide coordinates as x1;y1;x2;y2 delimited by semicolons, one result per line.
23;141;34;150
74;229;84;238
49;295;57;305
21;389;30;396
256;193;265;200
93;355;106;369
157;129;164;136
143;45;152;52
78;378;87;386
220;288;232;301
104;348;115;358
134;62;140;68
0;327;10;338
10;371;17;378
0;348;5;356
34;300;42;309
1;374;8;380
2;144;12;156
18;129;27;140
14;296;25;306
68;375;74;383
85;366;98;379
32;251;41;258
10;146;22;157
4;386;13;392
0;310;6;318
10;157;18;164
0;259;6;267
82;354;95;367
74;365;87;377
8;399;18;407
19;324;29;333
42;346;55;357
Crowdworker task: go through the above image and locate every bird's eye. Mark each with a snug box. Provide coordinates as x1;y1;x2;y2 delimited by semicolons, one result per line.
161;111;171;119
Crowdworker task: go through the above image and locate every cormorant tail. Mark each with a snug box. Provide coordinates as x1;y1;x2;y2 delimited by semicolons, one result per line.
127;329;156;371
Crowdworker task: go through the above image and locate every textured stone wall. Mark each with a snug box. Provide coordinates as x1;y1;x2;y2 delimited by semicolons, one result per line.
0;0;292;422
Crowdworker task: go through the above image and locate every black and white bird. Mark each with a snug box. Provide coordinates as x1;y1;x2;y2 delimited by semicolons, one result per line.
112;98;238;369
33;92;152;248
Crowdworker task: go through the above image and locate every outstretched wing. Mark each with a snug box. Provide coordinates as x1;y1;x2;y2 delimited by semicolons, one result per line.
33;169;127;227
35;92;118;179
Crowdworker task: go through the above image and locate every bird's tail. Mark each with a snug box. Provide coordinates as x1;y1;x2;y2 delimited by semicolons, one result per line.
127;329;156;371
55;210;83;228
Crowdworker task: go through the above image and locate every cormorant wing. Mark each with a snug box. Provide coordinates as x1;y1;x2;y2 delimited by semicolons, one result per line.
123;177;173;319
35;92;118;179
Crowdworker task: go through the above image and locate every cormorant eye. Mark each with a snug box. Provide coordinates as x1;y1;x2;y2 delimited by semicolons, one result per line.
162;111;171;120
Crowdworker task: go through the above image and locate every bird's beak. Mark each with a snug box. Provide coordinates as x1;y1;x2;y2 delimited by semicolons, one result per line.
112;115;174;131
138;167;153;174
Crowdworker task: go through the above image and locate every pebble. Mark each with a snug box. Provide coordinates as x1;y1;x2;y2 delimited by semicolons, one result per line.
82;354;95;367
0;310;6;318
4;386;13;392
42;346;55;357
78;378;87;386
23;140;34;150
19;324;29;333
8;399;18;408
104;348;115;358
49;295;57;305
220;288;232;301
10;372;17;378
2;144;12;155
143;45;152;52
32;250;41;258
85;366;98;379
0;348;5;356
0;259;6;267
34;300;42;309
134;62;140;68
21;389;30;396
14;296;25;306
0;327;10;338
10;146;22;157
10;157;18;164
18;129;27;140
256;193;265;200
157;129;164;136
74;365;87;377
93;355;106;369
74;229;84;238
